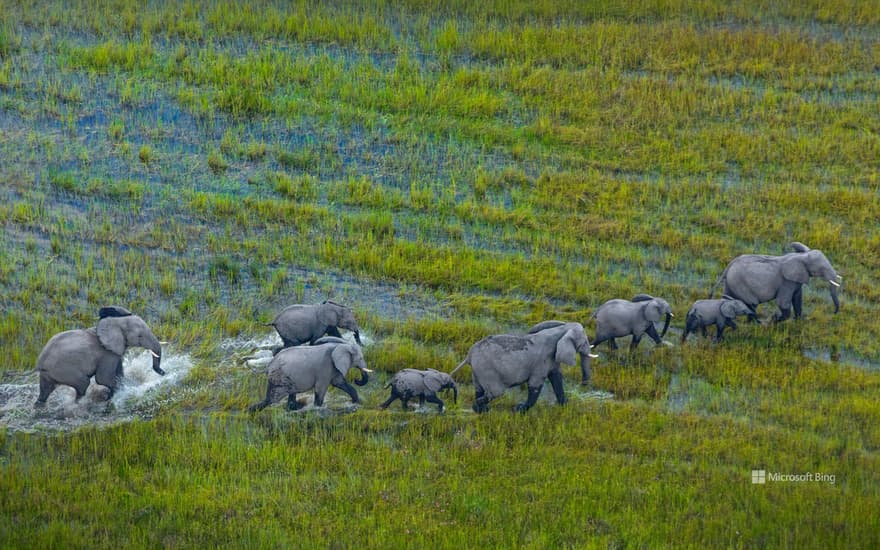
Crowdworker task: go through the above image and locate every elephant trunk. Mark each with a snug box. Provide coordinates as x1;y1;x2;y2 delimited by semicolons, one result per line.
146;335;165;376
354;367;369;386
660;312;672;338
579;352;593;385
452;385;458;404
829;282;840;314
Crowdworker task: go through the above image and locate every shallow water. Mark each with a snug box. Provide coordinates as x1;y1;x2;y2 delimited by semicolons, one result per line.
0;349;193;433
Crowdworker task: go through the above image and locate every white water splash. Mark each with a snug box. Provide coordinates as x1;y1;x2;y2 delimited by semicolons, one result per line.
0;348;193;433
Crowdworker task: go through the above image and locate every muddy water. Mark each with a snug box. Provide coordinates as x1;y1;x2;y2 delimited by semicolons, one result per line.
0;349;193;433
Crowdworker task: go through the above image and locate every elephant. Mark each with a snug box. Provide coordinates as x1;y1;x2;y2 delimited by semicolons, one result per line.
681;296;757;343
591;294;673;351
450;321;596;413
248;341;371;412
34;306;164;407
380;369;458;412
267;300;362;351
710;242;841;321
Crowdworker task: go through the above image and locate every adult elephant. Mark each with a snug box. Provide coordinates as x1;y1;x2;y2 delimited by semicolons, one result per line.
450;321;596;413
591;295;673;350
710;242;841;321
267;300;363;350
248;341;371;411
34;306;164;407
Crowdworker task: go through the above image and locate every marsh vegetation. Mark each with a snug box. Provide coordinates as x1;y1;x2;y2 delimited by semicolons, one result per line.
1;0;879;547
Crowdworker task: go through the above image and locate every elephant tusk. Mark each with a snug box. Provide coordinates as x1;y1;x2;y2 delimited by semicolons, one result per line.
362;368;374;373
150;350;160;358
159;341;169;345
837;275;842;280
588;353;599;358
590;344;596;349
829;280;840;287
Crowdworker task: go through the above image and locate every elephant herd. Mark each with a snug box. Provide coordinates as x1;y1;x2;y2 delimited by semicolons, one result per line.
32;242;841;414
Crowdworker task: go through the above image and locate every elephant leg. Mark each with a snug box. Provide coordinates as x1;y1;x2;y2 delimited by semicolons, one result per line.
515;385;543;413
313;391;325;408
94;357;122;400
726;319;738;330
287;393;301;411
248;383;276;412
401;397;410;410
548;370;566;405
792;286;803;319
418;395;426;408
424;393;445;412
629;335;642;351
681;327;690;343
380;392;398;409
71;378;89;401
645;324;663;345
774;307;792;322
700;326;708;338
713;323;725;343
35;375;56;407
472;393;491;413
608;338;618;350
331;378;360;404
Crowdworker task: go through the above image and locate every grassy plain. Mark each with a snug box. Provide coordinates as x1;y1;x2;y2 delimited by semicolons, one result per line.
1;0;879;547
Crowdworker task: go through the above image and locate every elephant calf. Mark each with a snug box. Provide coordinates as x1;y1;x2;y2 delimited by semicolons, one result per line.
380;369;457;412
249;341;371;412
681;297;757;343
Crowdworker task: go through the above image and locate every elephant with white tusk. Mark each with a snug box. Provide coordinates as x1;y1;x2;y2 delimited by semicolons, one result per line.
709;242;841;321
248;341;371;412
450;321;595;413
34;306;164;407
266;300;362;351
591;295;673;351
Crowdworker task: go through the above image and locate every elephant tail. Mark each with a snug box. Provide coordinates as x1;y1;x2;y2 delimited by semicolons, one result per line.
449;355;470;376
708;264;730;299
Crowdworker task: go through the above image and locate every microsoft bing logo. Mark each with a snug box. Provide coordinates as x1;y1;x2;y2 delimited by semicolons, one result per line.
751;470;766;484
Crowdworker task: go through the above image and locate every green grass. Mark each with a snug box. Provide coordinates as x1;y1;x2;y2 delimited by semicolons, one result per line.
1;0;879;547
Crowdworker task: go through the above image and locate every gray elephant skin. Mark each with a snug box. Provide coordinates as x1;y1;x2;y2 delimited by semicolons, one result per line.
711;242;840;321
34;306;164;407
267;300;362;349
450;321;596;413
591;294;673;350
380;369;458;412
681;297;757;343
249;341;371;411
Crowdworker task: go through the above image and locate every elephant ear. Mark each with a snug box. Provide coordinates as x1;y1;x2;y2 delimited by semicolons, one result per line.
781;257;809;284
720;300;737;319
423;371;444;393
788;242;811;253
644;301;662;322
96;316;126;356
555;330;578;366
331;344;353;377
631;294;654;303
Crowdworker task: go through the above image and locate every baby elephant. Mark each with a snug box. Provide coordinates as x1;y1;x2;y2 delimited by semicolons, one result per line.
380;369;457;412
681;297;757;343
